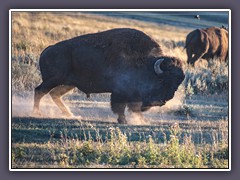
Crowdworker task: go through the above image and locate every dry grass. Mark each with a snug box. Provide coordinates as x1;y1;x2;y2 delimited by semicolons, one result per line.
11;12;189;60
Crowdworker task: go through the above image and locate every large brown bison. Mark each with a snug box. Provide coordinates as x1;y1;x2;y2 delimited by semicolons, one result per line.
33;28;185;124
185;26;228;66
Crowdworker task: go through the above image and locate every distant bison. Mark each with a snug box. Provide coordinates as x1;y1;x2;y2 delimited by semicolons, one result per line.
33;28;185;124
185;26;228;66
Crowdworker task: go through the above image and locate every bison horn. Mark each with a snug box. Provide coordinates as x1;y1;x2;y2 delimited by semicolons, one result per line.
154;58;164;75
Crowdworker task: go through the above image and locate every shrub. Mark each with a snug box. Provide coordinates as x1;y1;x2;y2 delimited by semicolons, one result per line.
183;60;228;95
12;55;41;92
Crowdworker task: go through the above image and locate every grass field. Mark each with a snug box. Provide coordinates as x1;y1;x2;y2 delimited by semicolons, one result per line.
11;11;229;169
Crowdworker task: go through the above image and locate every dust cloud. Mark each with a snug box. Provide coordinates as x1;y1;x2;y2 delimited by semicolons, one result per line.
127;112;150;125
11;87;185;125
12;93;70;118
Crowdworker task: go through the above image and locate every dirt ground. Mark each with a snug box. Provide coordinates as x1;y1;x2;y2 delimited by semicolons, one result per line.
12;89;228;125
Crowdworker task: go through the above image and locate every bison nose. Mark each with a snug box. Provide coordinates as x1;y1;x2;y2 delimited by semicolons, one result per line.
148;100;166;107
155;100;166;106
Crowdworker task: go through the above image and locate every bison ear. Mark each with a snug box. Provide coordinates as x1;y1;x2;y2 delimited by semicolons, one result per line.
154;58;164;75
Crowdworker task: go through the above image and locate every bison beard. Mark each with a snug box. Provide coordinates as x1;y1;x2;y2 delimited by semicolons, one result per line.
185;26;228;66
33;28;185;124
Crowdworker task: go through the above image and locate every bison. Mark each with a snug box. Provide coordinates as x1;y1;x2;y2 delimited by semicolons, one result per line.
33;28;185;124
185;26;228;66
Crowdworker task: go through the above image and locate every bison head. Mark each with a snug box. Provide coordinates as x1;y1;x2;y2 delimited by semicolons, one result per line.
141;56;185;111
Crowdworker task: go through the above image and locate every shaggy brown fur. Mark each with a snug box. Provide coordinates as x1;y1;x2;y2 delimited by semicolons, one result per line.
185;27;228;66
72;28;163;65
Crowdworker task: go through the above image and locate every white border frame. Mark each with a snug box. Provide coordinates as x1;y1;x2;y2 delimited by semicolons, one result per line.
9;9;231;172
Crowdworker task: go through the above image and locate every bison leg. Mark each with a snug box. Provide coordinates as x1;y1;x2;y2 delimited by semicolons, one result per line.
219;50;229;63
127;102;146;123
33;78;61;115
49;85;75;117
33;84;46;116
110;94;127;124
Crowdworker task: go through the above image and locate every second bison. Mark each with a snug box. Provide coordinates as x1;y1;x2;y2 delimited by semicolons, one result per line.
185;26;228;66
33;28;185;124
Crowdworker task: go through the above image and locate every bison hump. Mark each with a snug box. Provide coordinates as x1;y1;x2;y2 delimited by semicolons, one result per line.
75;28;163;65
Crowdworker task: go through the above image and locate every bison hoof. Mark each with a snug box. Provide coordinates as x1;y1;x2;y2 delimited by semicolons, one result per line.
117;116;127;124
